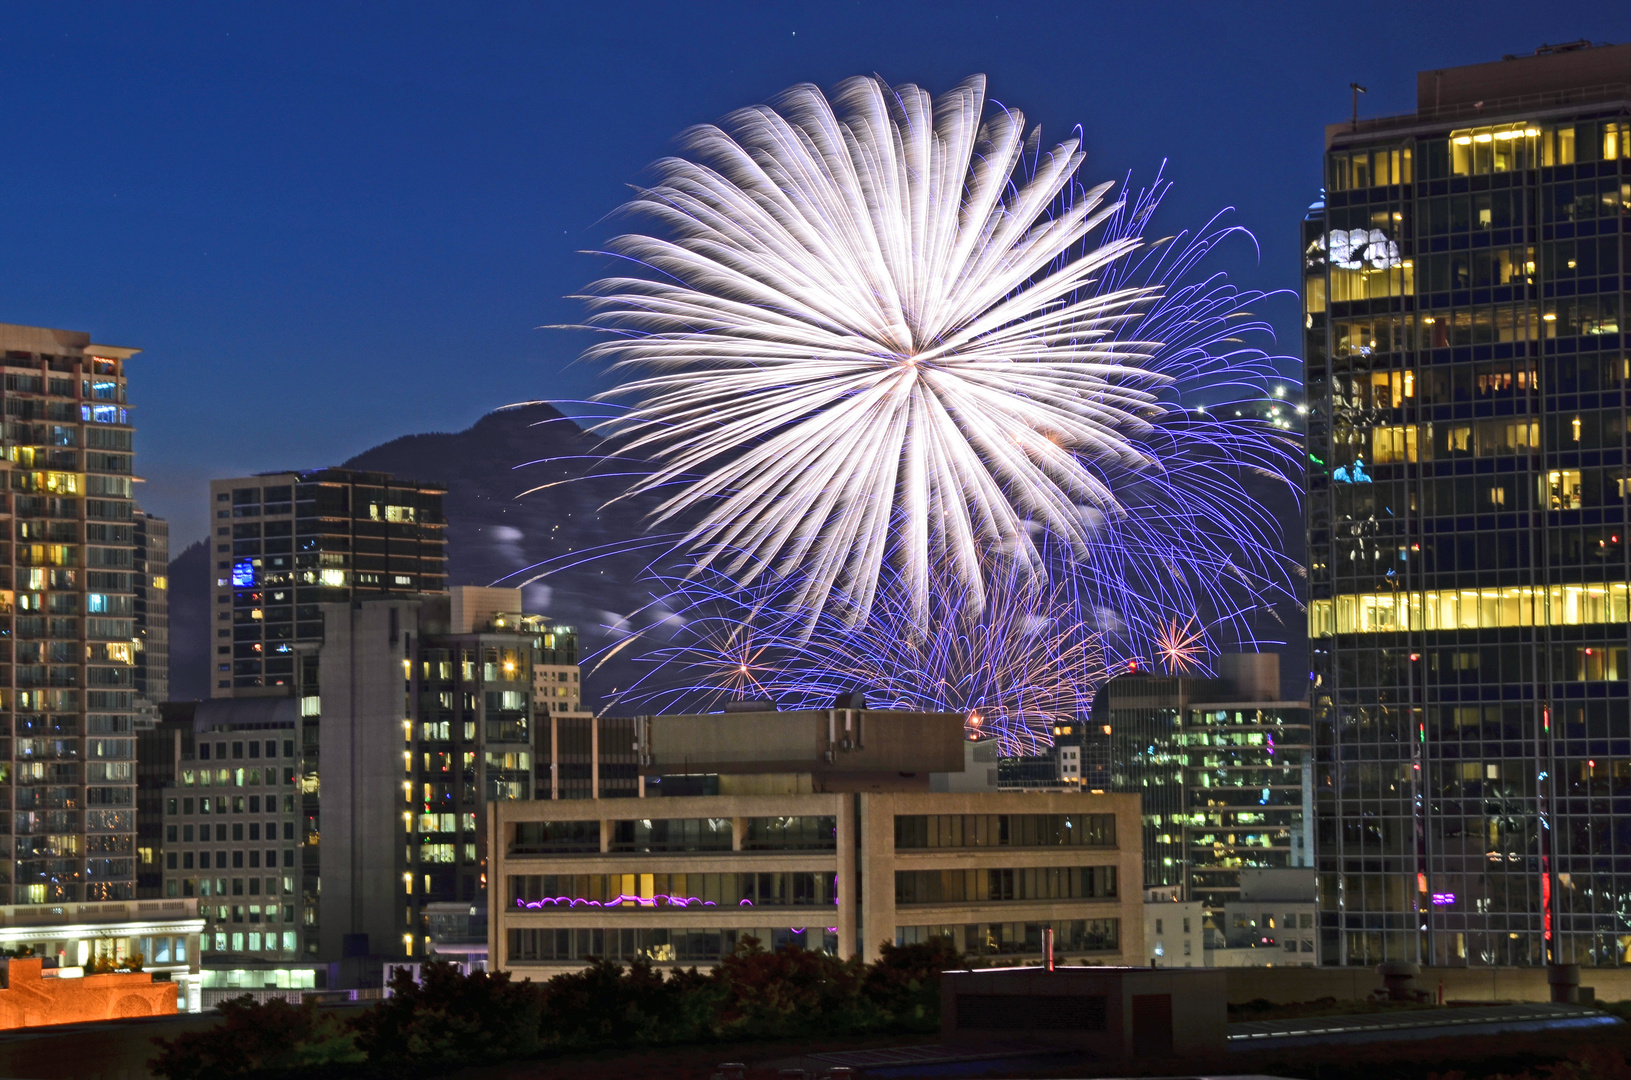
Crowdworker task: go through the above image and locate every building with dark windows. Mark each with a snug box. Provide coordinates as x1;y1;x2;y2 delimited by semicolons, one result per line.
490;707;1143;974
207;469;447;697
1304;41;1631;967
133;507;169;712
1096;654;1312;941
0;323;141;905
157;586;573;986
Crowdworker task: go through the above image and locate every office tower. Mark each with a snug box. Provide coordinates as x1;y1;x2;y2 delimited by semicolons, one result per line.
207;469;447;697
1305;41;1631;967
133;507;169;710
492;707;1143;973
0;323;140;905
1097;655;1312;922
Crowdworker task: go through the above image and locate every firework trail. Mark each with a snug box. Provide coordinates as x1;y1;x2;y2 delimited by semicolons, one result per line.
616;557;1105;755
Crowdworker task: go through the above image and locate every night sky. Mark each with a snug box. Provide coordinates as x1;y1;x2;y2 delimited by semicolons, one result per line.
2;1;1625;545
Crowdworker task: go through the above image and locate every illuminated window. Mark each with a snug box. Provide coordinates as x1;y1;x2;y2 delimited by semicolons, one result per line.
1544;470;1583;510
1448;124;1541;175
1310;583;1631;636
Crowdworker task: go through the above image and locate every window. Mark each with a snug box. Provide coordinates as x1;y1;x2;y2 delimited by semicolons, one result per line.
1448;124;1542;176
1311;583;1631;636
609;818;732;854
741;816;837;851
895;866;1117;904
1155;919;1164;935
894;814;1115;849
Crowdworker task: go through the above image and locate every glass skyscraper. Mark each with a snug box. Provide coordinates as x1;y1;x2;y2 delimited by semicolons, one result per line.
1305;42;1631;966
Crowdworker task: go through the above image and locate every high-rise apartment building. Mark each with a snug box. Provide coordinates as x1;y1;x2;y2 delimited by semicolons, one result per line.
1305;42;1631;966
134;507;169;711
207;469;447;696
1097;655;1312;920
0;323;140;905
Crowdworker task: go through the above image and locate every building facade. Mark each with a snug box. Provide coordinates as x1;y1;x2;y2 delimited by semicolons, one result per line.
1144;887;1206;967
0;897;204;1012
0;323;141;905
1305;42;1631;967
207;469;447;696
133;507;169;711
1097;655;1313;925
490;707;1143;974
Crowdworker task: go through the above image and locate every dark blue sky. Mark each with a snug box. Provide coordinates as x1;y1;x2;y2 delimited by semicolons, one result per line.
2;1;1625;544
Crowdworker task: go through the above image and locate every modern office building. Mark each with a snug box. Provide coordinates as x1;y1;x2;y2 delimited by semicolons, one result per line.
0;323;141;905
133;507;169;713
207;469;447;696
1304;41;1631;967
490;706;1143;974
1097;654;1313;920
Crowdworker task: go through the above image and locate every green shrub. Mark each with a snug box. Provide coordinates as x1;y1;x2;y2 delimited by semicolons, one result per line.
149;996;362;1080
351;960;545;1068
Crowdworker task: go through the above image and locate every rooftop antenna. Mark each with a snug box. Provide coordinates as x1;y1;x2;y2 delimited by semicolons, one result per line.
1350;83;1368;131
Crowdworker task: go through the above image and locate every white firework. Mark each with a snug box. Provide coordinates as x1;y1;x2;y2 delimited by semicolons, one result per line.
579;74;1169;629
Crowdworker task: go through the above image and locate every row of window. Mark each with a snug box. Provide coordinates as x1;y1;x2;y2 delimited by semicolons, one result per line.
894;814;1117;850
176;767;291;789
169;820;295;843
202;930;297;955
166;794;294;816
168;849;293;870
894;866;1118;905
510;872;837;908
895;919;1121;955
507;927;838;964
1327;121;1628;191
508;816;839;855
168;875;292;898
1311;583;1631;636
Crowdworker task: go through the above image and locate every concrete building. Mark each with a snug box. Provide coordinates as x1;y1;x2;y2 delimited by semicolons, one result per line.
207;469;447;696
490;707;1143;975
1097;654;1312;924
1304;40;1631;967
133;507;168;713
1143;887;1205;967
0;323;141;906
1213;869;1320;968
941;966;1227;1059
156;696;307;984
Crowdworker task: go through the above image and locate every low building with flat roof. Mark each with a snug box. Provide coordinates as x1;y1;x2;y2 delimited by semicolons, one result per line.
489;707;1143;974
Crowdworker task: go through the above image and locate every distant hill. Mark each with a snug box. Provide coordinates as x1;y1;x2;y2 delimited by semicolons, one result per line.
341;402;677;706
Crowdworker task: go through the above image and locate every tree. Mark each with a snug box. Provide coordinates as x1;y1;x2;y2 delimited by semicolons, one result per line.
351;960;544;1068
149;996;361;1080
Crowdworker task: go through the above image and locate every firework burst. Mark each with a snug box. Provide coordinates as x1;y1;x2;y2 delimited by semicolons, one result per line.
545;74;1301;720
